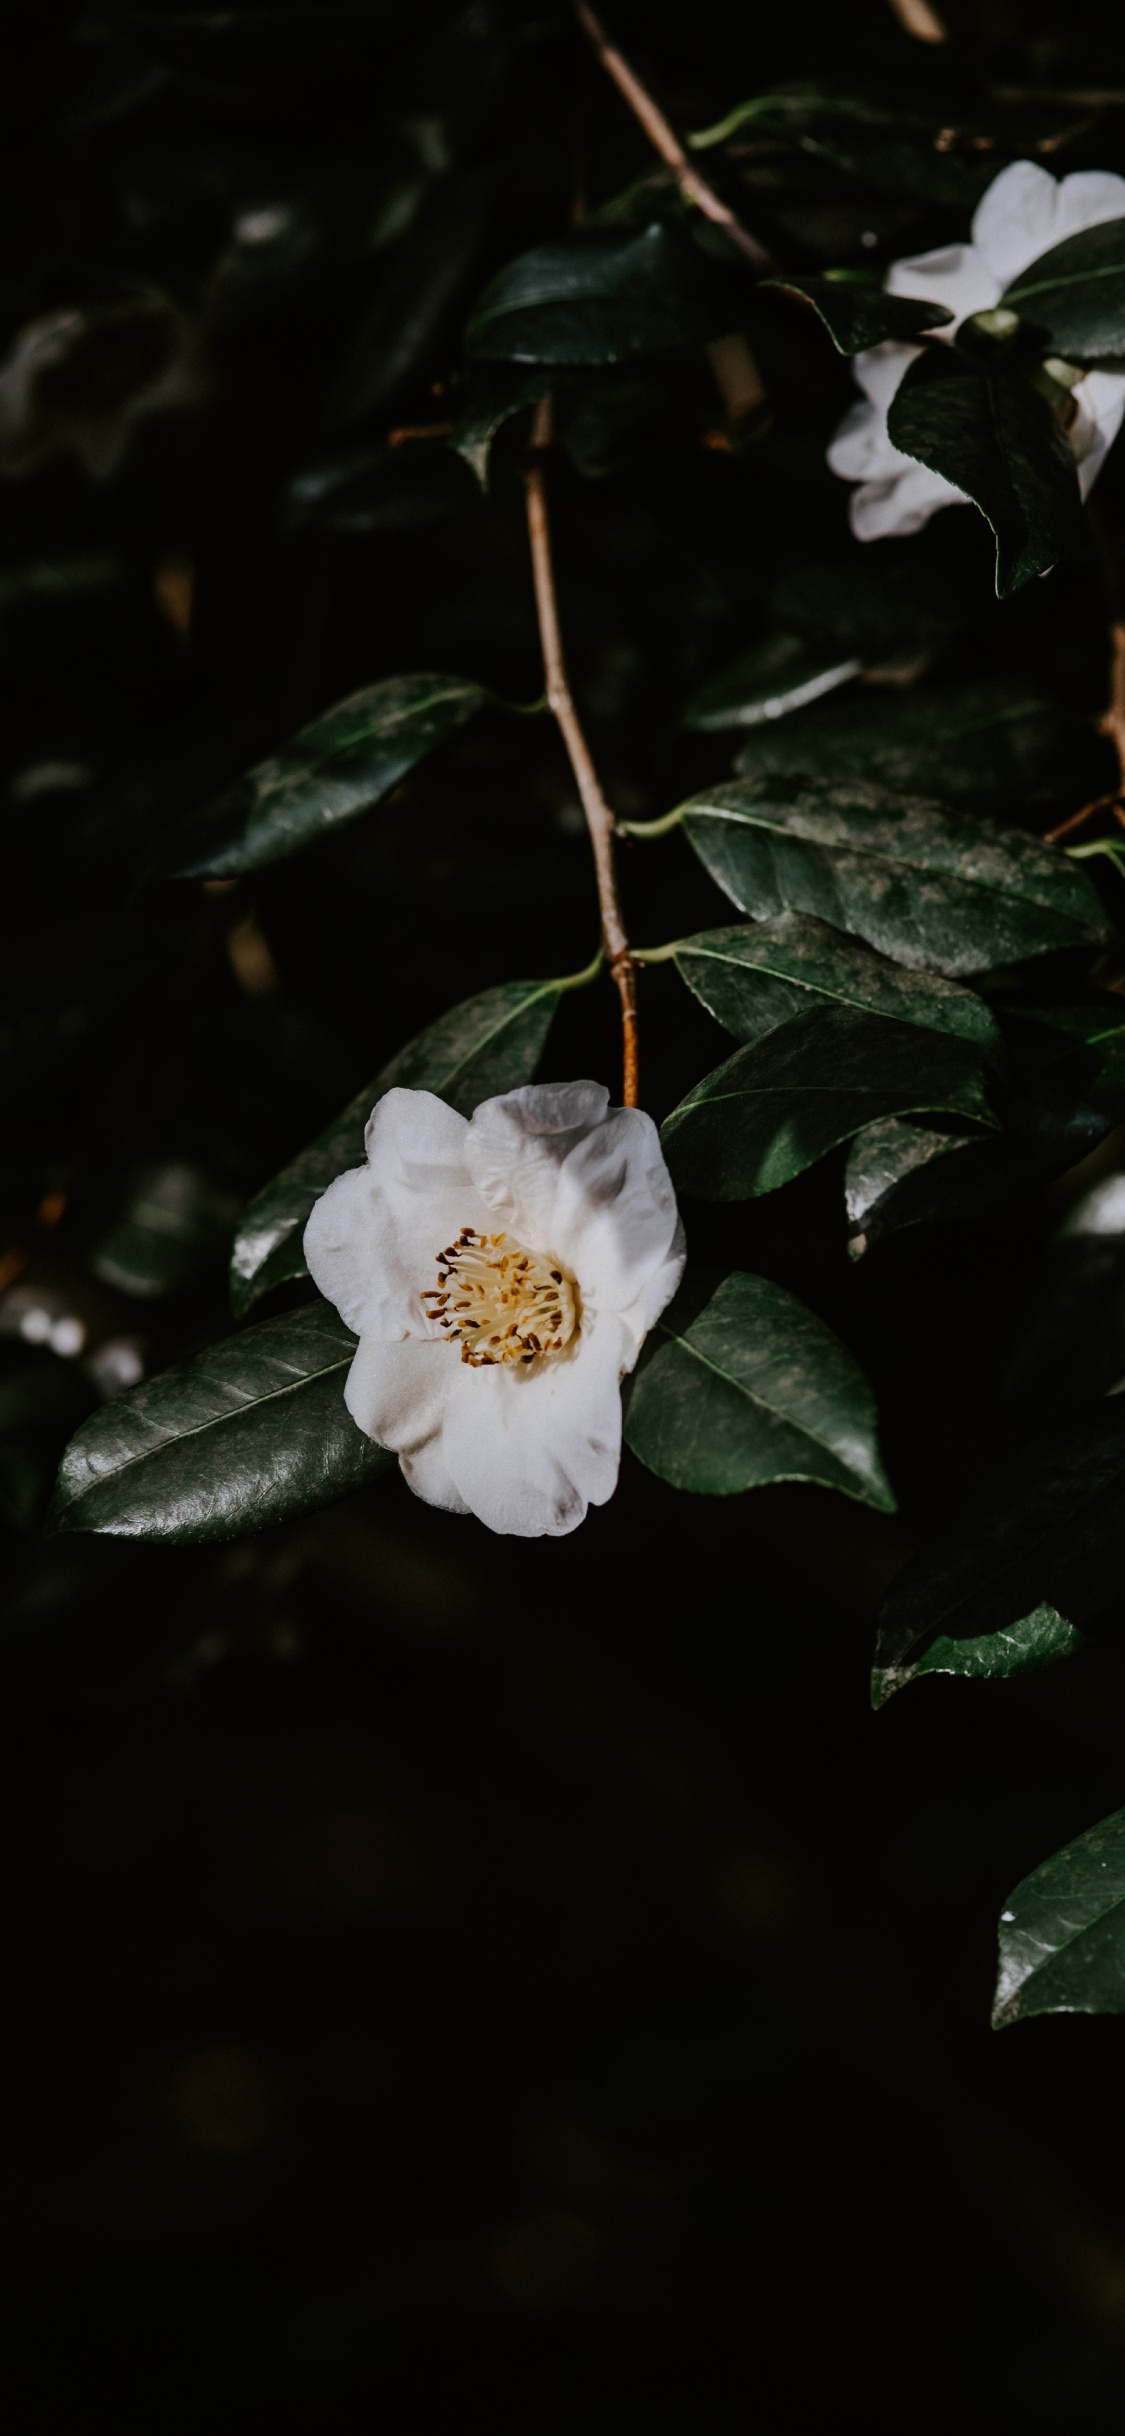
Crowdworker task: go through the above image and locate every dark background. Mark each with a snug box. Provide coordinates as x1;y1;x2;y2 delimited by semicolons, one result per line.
6;0;1125;2421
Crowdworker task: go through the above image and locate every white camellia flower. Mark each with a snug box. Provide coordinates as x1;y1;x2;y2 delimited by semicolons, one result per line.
304;1080;685;1538
828;160;1125;540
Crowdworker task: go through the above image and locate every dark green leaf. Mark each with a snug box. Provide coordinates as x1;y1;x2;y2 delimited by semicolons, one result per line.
1002;1176;1125;1414
147;673;490;882
762;271;952;353
766;557;967;664
625;1270;894;1507
673;913;1000;1052
449;363;554;486
88;1163;241;1300
734;678;1060;809
230;978;561;1314
875;1399;1125;1694
681;634;861;732
661;1005;993;1200
466;223;739;366
1002;215;1125;365
48;1303;391;1545
886;347;1086;596
993;1808;1125;2026
325;168;493;428
285;444;481;533
678;774;1106;976
846;1009;1125;1251
872;1603;1082;1707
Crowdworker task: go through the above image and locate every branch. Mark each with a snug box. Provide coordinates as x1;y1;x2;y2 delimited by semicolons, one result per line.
1101;620;1125;787
523;397;638;1107
572;1;772;273
886;0;947;36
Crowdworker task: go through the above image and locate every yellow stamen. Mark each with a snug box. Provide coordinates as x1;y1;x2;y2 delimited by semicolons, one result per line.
421;1227;577;1366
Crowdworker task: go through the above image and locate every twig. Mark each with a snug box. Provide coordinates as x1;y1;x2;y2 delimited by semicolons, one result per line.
572;1;773;273
886;0;947;37
1043;790;1125;846
523;397;638;1106
1100;620;1125;785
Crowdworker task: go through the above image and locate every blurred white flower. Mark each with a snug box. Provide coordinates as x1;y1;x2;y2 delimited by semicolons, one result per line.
305;1081;685;1538
0;289;201;483
828;162;1125;540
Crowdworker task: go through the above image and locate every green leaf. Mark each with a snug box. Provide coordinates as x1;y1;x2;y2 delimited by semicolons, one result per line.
449;364;554;486
1001;215;1125;366
886;347;1086;596
681;633;861;732
285;444;482;533
872;1603;1082;1708
993;1807;1125;2027
88;1163;241;1300
1003;1174;1125;1414
661;1005;993;1200
48;1303;391;1546
465;222;739;366
733;678;1060;809
146;673;491;882
846;1009;1125;1252
766;557;967;664
762;271;952;353
673;913;1000;1053
230;978;561;1314
678;774;1106;976
875;1399;1125;1695
626;1271;894;1506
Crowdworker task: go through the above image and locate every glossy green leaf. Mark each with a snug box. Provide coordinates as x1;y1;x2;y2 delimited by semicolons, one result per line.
681;634;861;732
733;678;1060;809
846;1009;1125;1252
230;978;561;1314
673;913;1000;1052
875;1399;1125;1695
626;1271;894;1506
1001;215;1125;365
678;774;1106;976
449;363;554;485
48;1303;391;1545
872;1603;1082;1708
886;347;1086;596
661;1005;993;1200
147;673;490;882
285;444;481;532
993;1807;1125;2027
466;222;739;366
762;271;952;353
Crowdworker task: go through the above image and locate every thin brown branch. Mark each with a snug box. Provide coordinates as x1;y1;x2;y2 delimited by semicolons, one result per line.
572;1;773;273
523;396;638;1107
1100;620;1125;786
885;0;947;38
1043;790;1124;846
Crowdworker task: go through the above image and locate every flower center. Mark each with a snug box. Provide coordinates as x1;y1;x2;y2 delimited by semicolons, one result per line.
421;1227;577;1367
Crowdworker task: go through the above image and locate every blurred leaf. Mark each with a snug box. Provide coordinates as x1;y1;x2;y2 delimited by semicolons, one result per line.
88;1163;241;1300
679;774;1105;976
1003;1176;1125;1413
285;444;481;534
673;913;1000;1050
872;1603;1082;1707
993;1808;1125;2027
661;1005;993;1199
230;978;561;1313
767;556;967;661
466;223;739;366
808;135;995;210
886;349;1086;596
846;1009;1125;1251
0;1353;97;1535
681;633;861;731
48;1303;391;1545
148;674;491;881
326;167;493;428
762;271;952;353
625;1270;894;1507
450;364;554;486
733;679;1060;809
875;1399;1125;1695
1002;216;1125;365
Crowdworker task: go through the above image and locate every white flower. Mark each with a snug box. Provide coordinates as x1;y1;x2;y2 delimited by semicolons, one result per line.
827;161;1125;540
304;1080;685;1538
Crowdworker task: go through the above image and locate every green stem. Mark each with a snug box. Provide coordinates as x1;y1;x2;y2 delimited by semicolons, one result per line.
1067;838;1125;879
553;944;606;990
615;807;685;840
631;939;684;964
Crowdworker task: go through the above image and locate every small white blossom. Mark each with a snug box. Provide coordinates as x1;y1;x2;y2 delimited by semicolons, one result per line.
304;1080;685;1538
828;161;1125;540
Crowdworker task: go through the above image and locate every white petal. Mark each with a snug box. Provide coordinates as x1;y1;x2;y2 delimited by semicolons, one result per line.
850;340;920;415
970;161;1064;287
364;1084;469;1178
1071;371;1125;500
439;1311;626;1538
344;1331;452;1452
399;1436;472;1516
827;398;902;484
616;1226;686;1359
886;241;998;327
552;1107;683;1322
304;1164;405;1337
1053;169;1125;246
466;1080;609;1245
848;462;966;540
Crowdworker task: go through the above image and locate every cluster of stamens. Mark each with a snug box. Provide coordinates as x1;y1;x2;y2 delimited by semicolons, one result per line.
422;1227;577;1367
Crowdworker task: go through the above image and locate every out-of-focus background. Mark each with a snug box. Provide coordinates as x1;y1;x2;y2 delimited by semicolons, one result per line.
7;0;1125;2419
